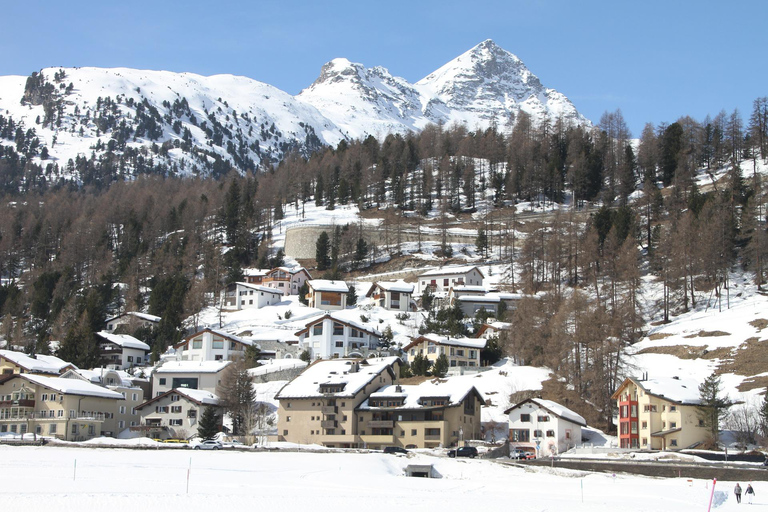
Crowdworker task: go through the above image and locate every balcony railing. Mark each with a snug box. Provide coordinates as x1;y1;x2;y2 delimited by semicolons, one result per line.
321;420;337;428
0;411;105;421
321;406;337;414
424;434;442;441
0;399;35;408
367;420;394;428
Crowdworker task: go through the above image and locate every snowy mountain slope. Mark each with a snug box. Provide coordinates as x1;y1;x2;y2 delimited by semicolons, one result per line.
416;40;590;130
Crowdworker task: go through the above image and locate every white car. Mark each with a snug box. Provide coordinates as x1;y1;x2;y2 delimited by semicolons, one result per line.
193;440;223;450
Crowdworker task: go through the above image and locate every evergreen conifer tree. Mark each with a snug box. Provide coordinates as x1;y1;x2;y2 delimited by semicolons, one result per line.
698;373;729;443
197;406;220;440
315;231;331;271
432;353;449;377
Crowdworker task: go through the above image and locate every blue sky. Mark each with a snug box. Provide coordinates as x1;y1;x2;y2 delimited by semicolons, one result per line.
3;0;765;136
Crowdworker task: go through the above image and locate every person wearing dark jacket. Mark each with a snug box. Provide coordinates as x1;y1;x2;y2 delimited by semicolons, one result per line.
745;484;755;505
735;483;742;503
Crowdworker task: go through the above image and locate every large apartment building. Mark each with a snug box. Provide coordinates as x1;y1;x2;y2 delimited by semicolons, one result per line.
612;376;708;450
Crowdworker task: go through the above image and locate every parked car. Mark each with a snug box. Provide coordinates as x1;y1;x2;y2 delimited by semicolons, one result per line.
511;449;536;460
193;440;223;450
448;446;478;458
383;446;408;455
221;439;245;448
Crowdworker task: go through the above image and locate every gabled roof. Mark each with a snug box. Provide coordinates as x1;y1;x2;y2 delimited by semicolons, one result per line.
504;398;587;427
20;374;125;400
295;313;382;338
105;311;161;324
96;331;151;351
359;380;484;411
275;357;399;399
418;265;484;278
403;334;487;352
268;266;312;278
366;280;415;296
611;376;702;405
475;322;513;338
308;279;349;293
62;368;138;388
231;282;285;295
0;349;75;375
135;387;219;410
176;328;253;349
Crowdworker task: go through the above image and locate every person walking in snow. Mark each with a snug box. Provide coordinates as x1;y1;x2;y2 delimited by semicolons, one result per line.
745;484;755;504
735;483;742;503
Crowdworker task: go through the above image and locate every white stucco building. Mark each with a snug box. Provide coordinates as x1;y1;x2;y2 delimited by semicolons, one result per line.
505;398;586;457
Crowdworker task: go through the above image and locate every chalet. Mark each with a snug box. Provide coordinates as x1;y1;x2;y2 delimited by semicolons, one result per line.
417;266;484;294
365;280;416;312
242;268;268;285
220;282;284;310
612;376;708;450
475;321;513;339
403;334;486;369
0;350;75;376
505;398;586;456
0;373;124;441
295;313;382;360
357;380;484;449
134;388;220;440
175;328;254;362
104;311;160;333
306;280;349;311
275;357;400;448
95;331;150;370
263;267;312;296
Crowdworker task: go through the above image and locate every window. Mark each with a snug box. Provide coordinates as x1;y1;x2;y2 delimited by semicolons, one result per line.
670;422;677;429
49;424;57;434
411;429;417;436
312;324;323;336
192;340;202;349
212;339;224;349
159;378;166;385
533;429;543;438
171;406;182;413
171;395;180;402
333;323;344;336
520;414;531;422
283;430;288;436
118;420;125;429
119;406;126;414
631;422;638;434
187;410;197;418
42;394;48;401
335;341;344;348
546;430;555;437
286;416;291;422
537;415;550;422
670;406;677;412
127;356;134;363
670;439;678;447
641;421;647;429
642;437;648;446
170;419;183;426
511;429;530;442
132;393;138;401
469;350;476;359
350;329;362;338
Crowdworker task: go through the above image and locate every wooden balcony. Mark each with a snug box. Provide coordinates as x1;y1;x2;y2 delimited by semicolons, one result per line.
367;420;394;428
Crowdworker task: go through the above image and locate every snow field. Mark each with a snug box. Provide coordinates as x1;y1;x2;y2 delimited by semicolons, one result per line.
0;445;752;511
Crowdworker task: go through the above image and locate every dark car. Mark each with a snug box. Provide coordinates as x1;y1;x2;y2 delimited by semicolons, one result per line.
448;446;478;458
383;446;408;455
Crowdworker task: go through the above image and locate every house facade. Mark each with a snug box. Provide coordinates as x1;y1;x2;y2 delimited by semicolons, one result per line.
96;331;150;370
505;398;586;456
275;358;400;448
295;314;381;360
220;282;284;311
365;281;415;312
104;311;160;333
612;376;708;450
403;334;486;368
0;373;124;441
417;266;484;294
357;381;484;449
150;360;231;398
175;328;254;362
264;267;312;296
306;280;349;311
134;388;220;440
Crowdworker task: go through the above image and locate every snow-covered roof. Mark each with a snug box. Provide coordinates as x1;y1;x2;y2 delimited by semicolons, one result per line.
154;360;232;374
105;311;161;323
175;388;220;405
404;334;487;351
270;266;310;276
235;282;284;295
248;359;308;377
184;328;253;346
20;374;125;400
505;398;587;427
418;265;484;278
457;294;500;303
369;280;415;294
243;268;268;277
275;357;399;399
96;331;151;351
68;368;138;388
0;350;74;374
629;376;703;405
308;279;349;293
451;285;488;294
360;380;483;410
